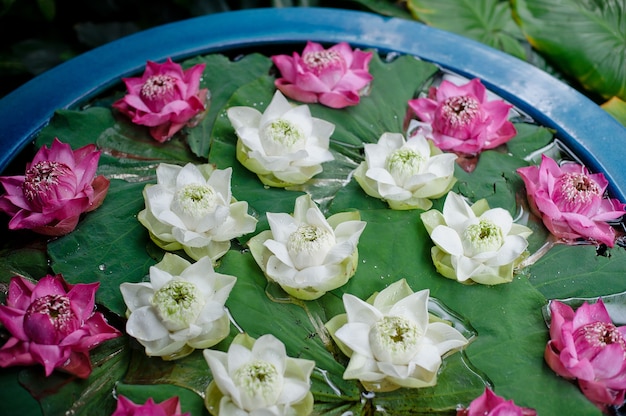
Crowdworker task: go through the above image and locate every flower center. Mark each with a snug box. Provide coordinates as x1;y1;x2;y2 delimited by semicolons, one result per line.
385;148;424;185
259;119;306;156
463;219;504;255
286;224;335;267
558;172;601;204
152;280;205;331
24;294;78;344
173;183;219;218
23;160;75;204
233;359;282;407
140;74;176;101
440;96;480;127
370;316;422;364
302;50;346;75
575;321;626;360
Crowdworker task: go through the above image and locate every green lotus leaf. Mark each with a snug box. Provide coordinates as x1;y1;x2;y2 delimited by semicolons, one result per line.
47;179;156;317
19;336;130;416
184;53;274;159
529;243;626;301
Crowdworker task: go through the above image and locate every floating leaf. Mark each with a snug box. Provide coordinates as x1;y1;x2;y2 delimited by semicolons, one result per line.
505;122;555;160
542;289;626;327
529;243;626;301
47;179;156;317
309;53;438;147
184;53;274;159
452;150;527;216
124;347;213;397
19;336;130;416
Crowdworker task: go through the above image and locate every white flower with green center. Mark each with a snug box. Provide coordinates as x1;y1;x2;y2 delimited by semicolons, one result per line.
248;193;366;300
203;333;315;415
421;191;532;285
227;90;335;187
171;183;219;218
354;132;457;210
138;162;257;263
260;119;306;156
325;279;468;392
120;253;237;359
151;280;205;332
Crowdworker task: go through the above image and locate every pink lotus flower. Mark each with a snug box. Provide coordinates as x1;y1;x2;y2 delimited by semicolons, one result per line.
0;138;110;236
407;78;516;155
113;58;208;142
545;299;626;409
517;155;625;247
457;387;537;416
271;41;373;108
0;274;121;378
112;395;190;416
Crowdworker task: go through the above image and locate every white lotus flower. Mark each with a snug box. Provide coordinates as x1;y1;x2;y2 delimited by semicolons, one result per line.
203;333;315;416
120;253;236;359
353;132;457;210
137;162;257;263
421;191;532;285
325;279;468;392
227;90;335;187
247;193;366;300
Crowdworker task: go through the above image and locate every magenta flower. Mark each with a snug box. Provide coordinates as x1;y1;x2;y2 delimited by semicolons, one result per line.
407;78;516;155
0;138;110;236
271;41;373;109
0;274;121;379
517;155;625;247
545;299;626;409
112;395;190;416
113;58;208;142
457;387;536;416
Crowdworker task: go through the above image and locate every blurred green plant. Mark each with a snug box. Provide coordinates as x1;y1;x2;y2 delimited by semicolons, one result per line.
1;0;625;128
0;0;331;97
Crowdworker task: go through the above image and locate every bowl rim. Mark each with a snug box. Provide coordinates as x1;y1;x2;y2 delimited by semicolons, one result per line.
1;6;624;200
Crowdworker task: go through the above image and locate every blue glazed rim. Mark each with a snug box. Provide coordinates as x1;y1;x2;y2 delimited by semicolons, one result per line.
1;7;624;201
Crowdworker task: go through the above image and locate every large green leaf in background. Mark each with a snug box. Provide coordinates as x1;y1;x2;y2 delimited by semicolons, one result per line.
406;0;528;60
387;0;564;81
340;0;414;19
512;0;626;101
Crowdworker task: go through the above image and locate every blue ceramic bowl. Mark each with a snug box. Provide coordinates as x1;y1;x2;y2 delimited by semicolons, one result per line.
1;6;624;203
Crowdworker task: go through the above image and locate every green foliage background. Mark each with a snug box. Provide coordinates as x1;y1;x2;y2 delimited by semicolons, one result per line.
1;0;625;125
